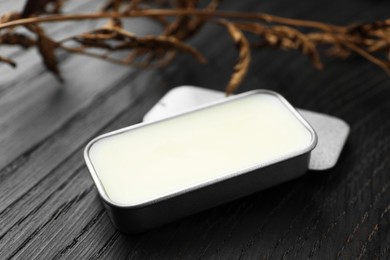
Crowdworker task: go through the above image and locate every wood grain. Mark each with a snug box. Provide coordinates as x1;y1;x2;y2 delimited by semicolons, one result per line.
1;0;390;259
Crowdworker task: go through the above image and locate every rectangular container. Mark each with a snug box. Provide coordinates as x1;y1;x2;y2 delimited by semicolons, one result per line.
84;90;317;233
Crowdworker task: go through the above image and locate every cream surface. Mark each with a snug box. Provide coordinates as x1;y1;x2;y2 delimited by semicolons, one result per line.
87;92;314;206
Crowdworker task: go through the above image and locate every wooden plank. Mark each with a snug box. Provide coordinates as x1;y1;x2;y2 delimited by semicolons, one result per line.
1;0;390;259
0;55;135;166
0;71;166;259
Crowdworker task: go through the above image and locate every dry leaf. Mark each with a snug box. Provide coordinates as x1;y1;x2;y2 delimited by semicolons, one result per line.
0;12;20;24
164;0;199;39
236;23;323;70
0;33;35;48
218;20;250;95
164;0;220;40
348;20;390;36
0;56;16;68
270;26;323;70
65;26;207;67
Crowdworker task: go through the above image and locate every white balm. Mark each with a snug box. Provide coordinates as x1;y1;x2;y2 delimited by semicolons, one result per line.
86;91;315;206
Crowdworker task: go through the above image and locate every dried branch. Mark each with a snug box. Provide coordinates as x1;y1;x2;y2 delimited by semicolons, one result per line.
0;0;390;93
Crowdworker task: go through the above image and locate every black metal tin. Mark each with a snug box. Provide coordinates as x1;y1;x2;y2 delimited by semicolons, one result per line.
84;90;317;233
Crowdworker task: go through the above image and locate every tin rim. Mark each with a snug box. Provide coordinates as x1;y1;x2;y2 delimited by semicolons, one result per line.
84;89;318;209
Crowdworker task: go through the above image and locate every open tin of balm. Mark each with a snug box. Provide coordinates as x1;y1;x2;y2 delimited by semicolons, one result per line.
84;90;318;233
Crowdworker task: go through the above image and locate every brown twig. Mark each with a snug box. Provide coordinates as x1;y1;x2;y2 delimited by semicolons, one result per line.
217;19;250;96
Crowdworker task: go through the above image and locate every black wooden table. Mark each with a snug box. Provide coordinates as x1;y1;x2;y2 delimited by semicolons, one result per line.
1;0;390;259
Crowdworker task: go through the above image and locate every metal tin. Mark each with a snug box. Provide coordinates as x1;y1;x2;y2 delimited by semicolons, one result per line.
84;90;317;233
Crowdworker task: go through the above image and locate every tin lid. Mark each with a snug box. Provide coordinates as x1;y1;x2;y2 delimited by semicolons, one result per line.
143;86;350;171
